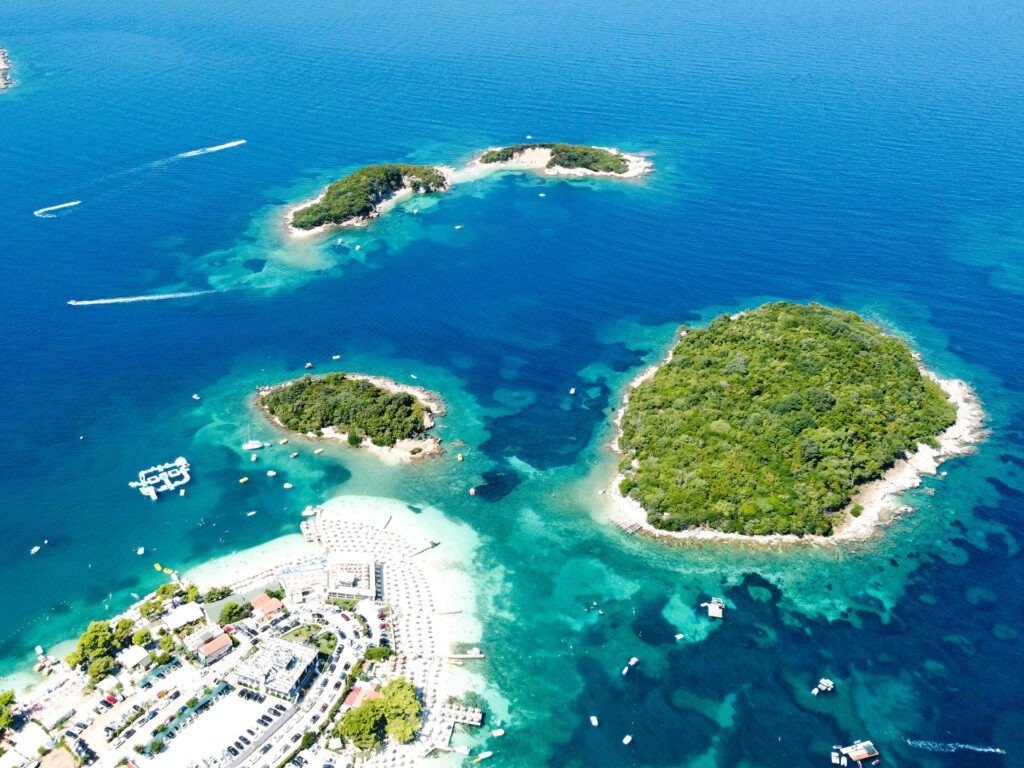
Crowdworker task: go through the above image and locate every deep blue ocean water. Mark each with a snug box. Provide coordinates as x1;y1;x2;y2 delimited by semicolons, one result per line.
2;0;1024;765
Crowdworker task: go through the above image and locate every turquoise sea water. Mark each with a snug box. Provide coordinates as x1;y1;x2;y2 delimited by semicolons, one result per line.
3;0;1024;765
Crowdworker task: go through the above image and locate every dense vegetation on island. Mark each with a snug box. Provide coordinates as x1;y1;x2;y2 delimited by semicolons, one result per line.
617;303;957;536
479;142;629;173
336;677;422;750
261;373;429;447
290;164;447;230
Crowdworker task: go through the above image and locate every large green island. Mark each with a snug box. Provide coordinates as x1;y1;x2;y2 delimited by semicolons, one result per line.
288;164;448;233
258;372;446;460
613;302;976;538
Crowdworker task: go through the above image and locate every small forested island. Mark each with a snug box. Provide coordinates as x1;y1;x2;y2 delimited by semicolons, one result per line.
613;302;981;538
479;143;630;174
288;164;448;233
284;143;652;237
259;372;445;460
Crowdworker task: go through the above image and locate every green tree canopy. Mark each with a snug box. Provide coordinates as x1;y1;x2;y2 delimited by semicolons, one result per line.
132;628;152;647
139;598;165;621
291;164;447;230
218;601;253;626
261;373;429;447
617;303;958;536
479;143;629;173
0;690;16;731
65;620;116;669
87;656;117;685
336;677;422;749
112;618;135;648
203;586;232;602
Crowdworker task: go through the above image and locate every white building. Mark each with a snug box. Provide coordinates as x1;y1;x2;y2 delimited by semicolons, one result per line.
277;553;380;604
164;602;205;632
233;638;317;700
116;644;151;671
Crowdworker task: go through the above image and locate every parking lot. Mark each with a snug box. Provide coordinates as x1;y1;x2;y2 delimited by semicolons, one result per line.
150;689;290;767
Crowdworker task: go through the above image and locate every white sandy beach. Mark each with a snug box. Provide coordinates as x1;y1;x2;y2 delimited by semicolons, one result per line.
606;360;986;547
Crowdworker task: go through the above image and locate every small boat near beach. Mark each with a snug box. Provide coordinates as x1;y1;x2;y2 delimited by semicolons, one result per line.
266;470;277;477
313;448;325;455
569;386;575;395
474;752;493;763
191;393;200;400
622;735;633;745
491;728;505;737
629;656;639;666
239;476;249;484
621;666;629;676
304;362;314;369
279;438;288;445
136;546;145;555
282;482;293;489
590;715;599;727
289;451;299;459
454;224;463;230
246;510;257;517
30;545;40;555
332;354;341;360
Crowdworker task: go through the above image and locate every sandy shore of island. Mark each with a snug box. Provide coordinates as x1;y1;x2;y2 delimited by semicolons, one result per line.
606;360;986;547
449;145;652;185
256;373;446;463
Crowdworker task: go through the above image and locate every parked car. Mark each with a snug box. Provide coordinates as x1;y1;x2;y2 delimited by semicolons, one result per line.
240;736;251;746
227;745;239;757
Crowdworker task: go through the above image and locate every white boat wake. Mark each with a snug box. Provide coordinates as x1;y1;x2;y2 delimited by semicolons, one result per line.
905;738;1006;755
33;140;245;217
67;290;220;306
33;200;82;218
176;139;246;158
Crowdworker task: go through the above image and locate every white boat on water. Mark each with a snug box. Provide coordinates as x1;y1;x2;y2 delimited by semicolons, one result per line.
241;424;262;451
474;752;493;763
622;735;633;745
629;656;639;666
136;546;145;555
129;457;191;501
621;666;629;676
590;715;599;727
491;728;505;737
30;545;40;555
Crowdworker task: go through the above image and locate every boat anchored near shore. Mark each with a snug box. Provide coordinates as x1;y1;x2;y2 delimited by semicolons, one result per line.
129;457;191;501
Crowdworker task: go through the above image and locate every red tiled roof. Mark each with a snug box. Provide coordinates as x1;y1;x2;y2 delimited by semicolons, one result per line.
199;634;232;657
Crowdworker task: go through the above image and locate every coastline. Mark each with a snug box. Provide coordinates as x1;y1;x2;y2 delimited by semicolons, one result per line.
0;48;12;93
606;354;987;547
282;183;423;240
255;372;446;463
282;144;653;240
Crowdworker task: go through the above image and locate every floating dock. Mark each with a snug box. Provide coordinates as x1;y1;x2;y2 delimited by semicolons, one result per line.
129;457;191;500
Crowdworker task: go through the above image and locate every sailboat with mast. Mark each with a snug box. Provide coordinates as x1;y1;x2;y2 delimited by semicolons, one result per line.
241;424;263;451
